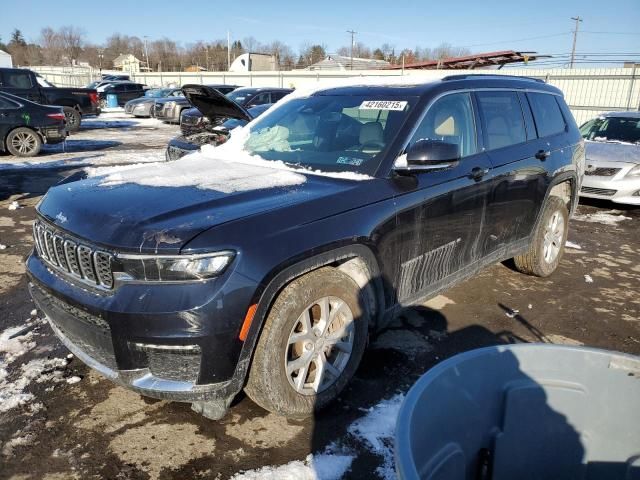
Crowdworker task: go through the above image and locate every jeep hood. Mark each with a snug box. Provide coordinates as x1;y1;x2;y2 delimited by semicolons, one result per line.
37;159;372;254
182;84;251;123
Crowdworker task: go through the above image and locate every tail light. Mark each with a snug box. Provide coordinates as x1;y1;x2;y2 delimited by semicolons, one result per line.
89;92;98;104
47;113;66;121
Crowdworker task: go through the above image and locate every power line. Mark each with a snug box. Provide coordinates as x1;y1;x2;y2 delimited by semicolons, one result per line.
460;32;571;49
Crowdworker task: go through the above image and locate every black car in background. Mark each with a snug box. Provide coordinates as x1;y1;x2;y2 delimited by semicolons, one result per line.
180;86;292;135
0;91;66;157
28;75;584;421
166;103;272;161
0;68;99;131
154;84;238;124
97;82;148;107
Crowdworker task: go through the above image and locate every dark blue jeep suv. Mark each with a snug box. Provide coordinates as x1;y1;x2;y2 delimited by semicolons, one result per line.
27;75;584;419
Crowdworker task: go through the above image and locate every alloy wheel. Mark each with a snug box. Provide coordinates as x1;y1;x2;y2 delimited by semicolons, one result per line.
11;131;38;155
542;210;564;263
285;296;355;395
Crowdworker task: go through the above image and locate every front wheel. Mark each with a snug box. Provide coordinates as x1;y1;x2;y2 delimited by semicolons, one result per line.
514;196;569;277
6;127;42;157
245;267;368;418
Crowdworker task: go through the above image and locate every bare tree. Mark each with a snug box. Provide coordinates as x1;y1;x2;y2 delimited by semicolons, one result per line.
59;26;84;65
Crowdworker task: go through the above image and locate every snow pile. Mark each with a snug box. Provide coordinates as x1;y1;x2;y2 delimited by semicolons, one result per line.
232;453;354;480
91;153;308;193
573;210;631;225
0;244;7;250
0;325;36;364
347;394;405;479
0;321;71;413
233;393;405;480
8;201;21;211
565;241;582;249
0;357;68;413
584;274;594;283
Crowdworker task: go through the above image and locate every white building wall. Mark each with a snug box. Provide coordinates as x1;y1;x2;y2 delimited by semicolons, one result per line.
30;66;640;125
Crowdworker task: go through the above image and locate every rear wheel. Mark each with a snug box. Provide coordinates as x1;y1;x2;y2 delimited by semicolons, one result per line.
63;107;81;132
245;267;368;418
6;128;42;157
514;196;569;277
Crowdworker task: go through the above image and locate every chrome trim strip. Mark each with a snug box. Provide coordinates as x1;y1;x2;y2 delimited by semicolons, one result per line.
116;250;235;260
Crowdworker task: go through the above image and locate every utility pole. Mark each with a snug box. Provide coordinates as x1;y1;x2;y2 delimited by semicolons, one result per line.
227;31;231;71
143;35;150;72
347;29;357;70
570;16;582;69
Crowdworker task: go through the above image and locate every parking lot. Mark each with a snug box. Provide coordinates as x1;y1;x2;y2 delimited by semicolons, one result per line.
1;113;639;480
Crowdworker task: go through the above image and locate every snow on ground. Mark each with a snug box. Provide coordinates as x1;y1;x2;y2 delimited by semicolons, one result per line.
573;210;632;225
565;241;582;249
0;112;176;172
233;393;405;480
0;319;71;414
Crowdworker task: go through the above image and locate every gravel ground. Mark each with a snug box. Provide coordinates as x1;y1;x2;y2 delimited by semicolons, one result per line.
0;115;638;479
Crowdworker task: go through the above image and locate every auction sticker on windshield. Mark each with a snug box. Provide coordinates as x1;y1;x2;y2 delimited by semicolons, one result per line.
359;100;408;111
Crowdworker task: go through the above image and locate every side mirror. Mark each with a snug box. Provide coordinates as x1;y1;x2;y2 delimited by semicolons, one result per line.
396;139;460;173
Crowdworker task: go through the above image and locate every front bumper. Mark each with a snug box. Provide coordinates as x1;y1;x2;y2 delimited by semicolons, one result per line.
27;251;257;403
155;104;181;122
125;102;152;117
580;162;640;205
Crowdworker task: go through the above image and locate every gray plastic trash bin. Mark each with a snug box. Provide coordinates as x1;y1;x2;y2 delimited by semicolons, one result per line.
395;344;640;480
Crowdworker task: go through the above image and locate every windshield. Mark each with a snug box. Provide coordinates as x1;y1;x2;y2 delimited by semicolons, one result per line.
36;76;55;88
241;94;417;175
580;116;640;144
145;88;172;98
226;90;255;105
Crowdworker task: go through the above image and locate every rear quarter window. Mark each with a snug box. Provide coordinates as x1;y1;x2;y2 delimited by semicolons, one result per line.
527;92;566;138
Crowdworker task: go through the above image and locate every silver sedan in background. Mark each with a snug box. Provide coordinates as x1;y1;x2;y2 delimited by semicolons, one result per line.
124;88;182;117
579;111;640;205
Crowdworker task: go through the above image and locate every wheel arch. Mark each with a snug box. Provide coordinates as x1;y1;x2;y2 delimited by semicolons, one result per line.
534;172;578;232
4;125;44;151
232;243;385;389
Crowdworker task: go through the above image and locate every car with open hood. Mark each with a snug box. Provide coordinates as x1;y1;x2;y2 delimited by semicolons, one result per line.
166;84;274;161
124;88;182;117
27;75;583;420
579;111;640;205
180;86;292;135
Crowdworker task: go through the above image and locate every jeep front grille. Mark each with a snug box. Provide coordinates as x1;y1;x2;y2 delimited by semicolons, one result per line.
33;219;114;289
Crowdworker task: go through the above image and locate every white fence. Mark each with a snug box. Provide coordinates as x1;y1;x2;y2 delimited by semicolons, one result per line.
31;66;640;125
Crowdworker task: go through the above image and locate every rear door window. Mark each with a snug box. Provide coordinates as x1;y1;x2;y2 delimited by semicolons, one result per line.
1;71;33;89
476;91;526;150
527;92;566;138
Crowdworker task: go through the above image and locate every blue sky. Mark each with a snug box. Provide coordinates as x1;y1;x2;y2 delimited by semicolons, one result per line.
2;0;639;64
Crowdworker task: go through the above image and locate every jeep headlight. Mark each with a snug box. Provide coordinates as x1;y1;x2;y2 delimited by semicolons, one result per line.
626;164;640;177
113;251;234;282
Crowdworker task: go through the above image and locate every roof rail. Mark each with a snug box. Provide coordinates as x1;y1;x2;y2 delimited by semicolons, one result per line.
442;74;546;83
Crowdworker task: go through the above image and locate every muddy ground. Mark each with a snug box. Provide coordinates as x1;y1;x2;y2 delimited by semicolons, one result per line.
0;115;638;479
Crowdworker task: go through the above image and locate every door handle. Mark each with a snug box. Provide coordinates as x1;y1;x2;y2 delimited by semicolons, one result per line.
470;167;489;180
535;150;551;160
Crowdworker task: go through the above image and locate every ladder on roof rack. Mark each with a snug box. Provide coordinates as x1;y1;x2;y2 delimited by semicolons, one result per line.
441;74;546;83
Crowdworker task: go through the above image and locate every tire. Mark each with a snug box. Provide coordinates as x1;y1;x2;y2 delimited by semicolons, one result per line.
63;107;81;132
245;267;369;418
6;128;42;157
514;196;569;277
